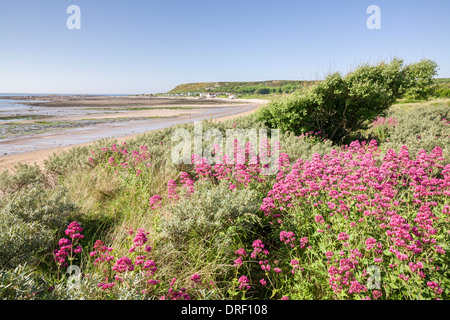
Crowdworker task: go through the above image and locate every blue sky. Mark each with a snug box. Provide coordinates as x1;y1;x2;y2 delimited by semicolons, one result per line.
0;0;449;94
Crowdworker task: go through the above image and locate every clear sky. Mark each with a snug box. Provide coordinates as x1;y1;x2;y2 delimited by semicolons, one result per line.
0;0;449;94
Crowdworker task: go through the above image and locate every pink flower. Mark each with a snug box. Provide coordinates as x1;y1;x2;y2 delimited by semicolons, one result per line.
372;290;382;300
98;282;115;290
133;229;149;247
348;281;367;294
65;221;84;240
235;248;247;256
58;238;71;247
143;259;156;267
149;194;162;209
112;256;134;273
299;237;309;249
315;215;325;224
191;273;201;284
234;257;243;267
148;279;160;285
125;227;134;236
399;274;409;282
238;275;251;290
338;233;349;241
168;179;179;200
427;281;443;295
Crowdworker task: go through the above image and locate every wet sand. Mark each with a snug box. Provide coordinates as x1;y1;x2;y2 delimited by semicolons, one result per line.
0;96;266;172
1;95;242;108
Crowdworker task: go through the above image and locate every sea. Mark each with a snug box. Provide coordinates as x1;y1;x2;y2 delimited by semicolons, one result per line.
0;93;132;112
0;93;135;120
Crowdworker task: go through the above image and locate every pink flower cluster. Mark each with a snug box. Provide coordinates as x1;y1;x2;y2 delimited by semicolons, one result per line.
90;142;152;175
180;172;195;196
328;252;365;294
167;179;179;200
238;275;251;290
427;281;443;295
372;116;398;129
90;239;114;267
279;231;296;247
54;221;84;267
149;194;162;209
190;139;276;190
251;239;268;258
89;227;160;291
159;277;191;300
112;256;135;273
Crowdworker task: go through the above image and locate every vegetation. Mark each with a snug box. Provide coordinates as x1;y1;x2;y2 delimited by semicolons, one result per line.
166;76;449;99
1;59;449;301
167;80;319;95
256;59;438;144
432;78;450;98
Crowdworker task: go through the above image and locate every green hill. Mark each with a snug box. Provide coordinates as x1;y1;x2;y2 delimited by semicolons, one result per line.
167;80;320;95
166;78;450;97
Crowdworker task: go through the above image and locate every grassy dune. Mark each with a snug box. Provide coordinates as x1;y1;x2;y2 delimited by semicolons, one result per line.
1;97;449;300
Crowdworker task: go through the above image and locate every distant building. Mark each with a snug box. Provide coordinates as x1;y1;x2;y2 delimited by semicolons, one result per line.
199;93;217;98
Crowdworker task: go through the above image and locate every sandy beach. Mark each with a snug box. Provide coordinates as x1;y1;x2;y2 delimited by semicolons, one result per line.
0;95;266;172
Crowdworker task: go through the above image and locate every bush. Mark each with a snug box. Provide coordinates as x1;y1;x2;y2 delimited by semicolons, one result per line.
253;141;450;300
279;131;334;163
254;87;271;95
160;181;261;250
381;104;450;162
0;163;46;194
0;186;76;269
0;265;52;300
438;89;450;98
256;58;438;144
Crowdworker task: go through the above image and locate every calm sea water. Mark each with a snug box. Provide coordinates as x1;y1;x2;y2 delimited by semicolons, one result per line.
0;93;133;120
0;93;131;112
0;94;44;111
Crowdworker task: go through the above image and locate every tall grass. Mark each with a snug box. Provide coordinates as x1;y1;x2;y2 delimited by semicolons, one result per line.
1;99;449;300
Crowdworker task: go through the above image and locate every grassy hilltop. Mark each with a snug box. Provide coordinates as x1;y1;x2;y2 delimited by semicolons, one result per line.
167;78;450;99
167;80;320;95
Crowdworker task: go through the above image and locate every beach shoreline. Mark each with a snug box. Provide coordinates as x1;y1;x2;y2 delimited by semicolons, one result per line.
0;96;266;172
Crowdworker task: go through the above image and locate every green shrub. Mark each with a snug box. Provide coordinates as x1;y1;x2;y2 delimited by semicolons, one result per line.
160;181;261;249
254;87;271;95
155;181;262;291
0;265;51;300
279;131;334;162
0;186;76;269
438;89;450;98
0;163;46;194
381;104;450;161
256;58;438;144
